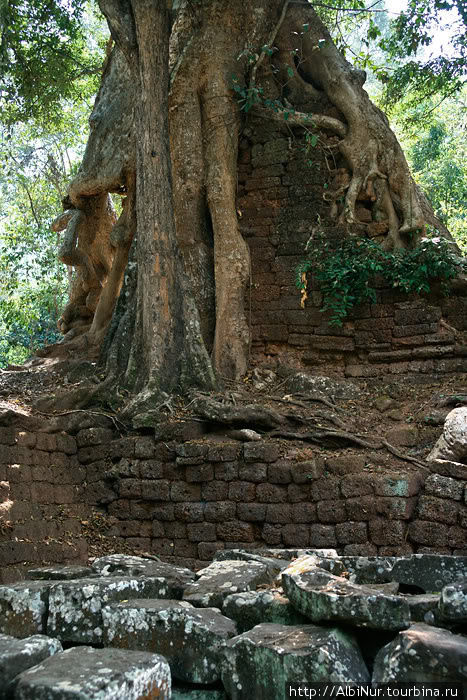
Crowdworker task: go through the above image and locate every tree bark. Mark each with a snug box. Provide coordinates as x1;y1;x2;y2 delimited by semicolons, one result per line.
97;0;215;412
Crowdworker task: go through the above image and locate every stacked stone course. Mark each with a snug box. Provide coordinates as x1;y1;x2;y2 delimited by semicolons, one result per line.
237;131;467;376
2;419;467;581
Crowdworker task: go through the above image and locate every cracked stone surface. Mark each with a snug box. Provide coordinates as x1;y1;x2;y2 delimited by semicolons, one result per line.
439;580;467;621
183;560;275;608
102;598;237;684
223;590;307;633
0;634;62;700
91;555;195;597
404;594;441;623
47;576;175;644
26;566;94;581
0;581;54;637
14;646;171;699
373;623;467;681
282;567;410;630
391;555;467;592
222;622;369;699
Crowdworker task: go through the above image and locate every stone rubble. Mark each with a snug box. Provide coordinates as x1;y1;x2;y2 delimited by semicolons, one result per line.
102;598;236;684
0;551;465;697
14;646;171;700
427;406;467;465
0;634;62;700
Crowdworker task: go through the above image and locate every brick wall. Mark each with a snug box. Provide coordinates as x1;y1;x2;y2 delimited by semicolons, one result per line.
237;130;467;376
2;420;467;581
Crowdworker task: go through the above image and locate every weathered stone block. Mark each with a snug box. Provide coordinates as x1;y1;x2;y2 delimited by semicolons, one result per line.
183;560;274;608
76;427;113;448
229;481;256;502
214;461;238;480
26;566;93;581
217;521;255;542
236;503;266;521
417;495;459;524
408;521;450;548
369;519;406;546
0;633;62;700
336;521;368;545
391;554;467;592
103;599;236;684
222;622;369;697
174;503;205;522
283;524;310;547
256;483;287;503
187;522;216;542
425;473;464;500
373;623;467;681
48;576;187;643
15;646;171;699
267;461;291;483
283;567;410;630
204;501;236;522
207;444;241;462
171;481;201;502
374;472;423;497
223;590;306;633
438;581;467;621
0;581;52;636
238;462;267;482
317;500;347;523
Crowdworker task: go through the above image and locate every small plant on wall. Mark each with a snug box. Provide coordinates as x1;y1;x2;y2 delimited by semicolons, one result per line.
296;229;464;327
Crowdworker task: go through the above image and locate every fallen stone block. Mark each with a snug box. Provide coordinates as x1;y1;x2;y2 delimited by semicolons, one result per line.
341;556;395;584
48;576;175;644
183;560;274;608
283;567;410;630
14;646;171;699
222;622;369;698
172;688;227;700
391;554;467;592
404;594;440;623
281;553;345;578
0;633;62;700
0;581;53;637
26;565;94;580
427;407;467;464
92;554;195;596
439;580;467;621
213;550;291;577
222;590;307;632
103;599;236;684
373;622;467;681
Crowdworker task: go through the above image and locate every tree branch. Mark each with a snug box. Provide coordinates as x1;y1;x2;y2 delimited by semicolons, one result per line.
98;0;137;65
252;103;347;138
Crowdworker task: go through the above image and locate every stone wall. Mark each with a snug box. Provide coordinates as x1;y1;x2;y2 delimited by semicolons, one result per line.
2;417;467;582
237;129;467;376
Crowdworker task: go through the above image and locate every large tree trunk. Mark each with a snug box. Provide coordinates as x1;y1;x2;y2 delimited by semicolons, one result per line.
45;0;453;412
97;0;215;412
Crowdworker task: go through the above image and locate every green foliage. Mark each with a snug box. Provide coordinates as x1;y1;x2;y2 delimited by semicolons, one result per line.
389;92;467;252
0;280;66;368
296;232;464;326
0;0;106;126
379;0;466;111
0;99;92;367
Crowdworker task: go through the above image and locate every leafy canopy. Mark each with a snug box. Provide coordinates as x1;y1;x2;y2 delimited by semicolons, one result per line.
0;0;105;126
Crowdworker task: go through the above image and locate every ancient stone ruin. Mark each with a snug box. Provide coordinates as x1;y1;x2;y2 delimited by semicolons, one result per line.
0;551;466;698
